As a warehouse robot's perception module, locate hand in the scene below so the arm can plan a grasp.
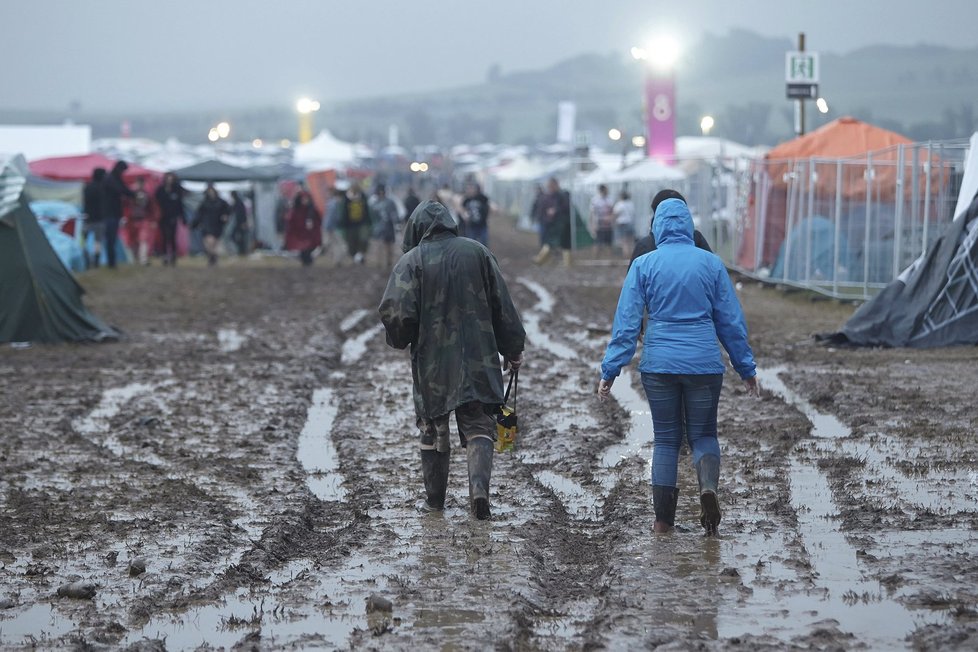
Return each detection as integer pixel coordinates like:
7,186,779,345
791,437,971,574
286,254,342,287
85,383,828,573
597,378,613,400
743,376,760,397
505,353,523,371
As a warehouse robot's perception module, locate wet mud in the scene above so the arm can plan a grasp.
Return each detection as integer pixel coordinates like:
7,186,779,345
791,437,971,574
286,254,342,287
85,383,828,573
1,223,976,650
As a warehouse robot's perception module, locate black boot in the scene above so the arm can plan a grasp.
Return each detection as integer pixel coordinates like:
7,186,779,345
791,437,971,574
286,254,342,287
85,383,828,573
420,450,450,511
696,454,722,536
652,485,679,532
467,438,494,520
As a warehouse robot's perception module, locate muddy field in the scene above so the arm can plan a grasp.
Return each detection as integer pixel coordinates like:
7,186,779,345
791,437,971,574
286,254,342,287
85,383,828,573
1,219,977,651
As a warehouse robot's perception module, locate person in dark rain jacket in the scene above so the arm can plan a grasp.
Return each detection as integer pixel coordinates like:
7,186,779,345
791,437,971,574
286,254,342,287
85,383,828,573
193,184,231,266
101,161,135,269
82,167,106,268
155,172,186,266
378,201,525,520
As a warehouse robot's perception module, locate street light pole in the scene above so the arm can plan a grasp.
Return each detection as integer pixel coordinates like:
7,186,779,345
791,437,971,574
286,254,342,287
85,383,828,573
296,98,321,144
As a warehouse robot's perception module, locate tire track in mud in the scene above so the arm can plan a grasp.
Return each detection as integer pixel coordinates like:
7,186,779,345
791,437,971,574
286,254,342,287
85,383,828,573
256,304,574,648
744,367,961,647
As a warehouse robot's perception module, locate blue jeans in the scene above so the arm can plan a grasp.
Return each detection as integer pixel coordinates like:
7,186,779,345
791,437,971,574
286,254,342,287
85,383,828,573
641,372,723,487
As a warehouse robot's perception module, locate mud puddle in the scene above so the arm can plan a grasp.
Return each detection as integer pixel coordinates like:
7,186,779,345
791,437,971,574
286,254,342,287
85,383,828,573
216,328,247,352
296,388,347,502
122,554,391,649
0,603,76,647
600,367,653,473
535,471,602,521
516,277,576,359
341,324,384,365
339,309,371,333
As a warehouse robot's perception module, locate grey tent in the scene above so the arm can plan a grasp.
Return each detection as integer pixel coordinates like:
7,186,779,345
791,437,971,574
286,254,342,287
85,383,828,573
0,155,118,344
173,159,282,249
172,159,280,183
821,134,978,348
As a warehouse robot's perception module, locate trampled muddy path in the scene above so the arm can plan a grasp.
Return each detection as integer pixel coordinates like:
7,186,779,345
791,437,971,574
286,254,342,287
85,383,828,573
1,220,977,650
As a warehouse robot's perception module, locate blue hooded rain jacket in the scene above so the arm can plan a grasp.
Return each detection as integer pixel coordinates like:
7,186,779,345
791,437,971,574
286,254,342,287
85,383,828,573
601,198,756,381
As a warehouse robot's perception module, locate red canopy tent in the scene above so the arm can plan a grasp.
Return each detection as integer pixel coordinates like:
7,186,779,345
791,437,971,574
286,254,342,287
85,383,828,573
28,153,160,183
28,153,186,258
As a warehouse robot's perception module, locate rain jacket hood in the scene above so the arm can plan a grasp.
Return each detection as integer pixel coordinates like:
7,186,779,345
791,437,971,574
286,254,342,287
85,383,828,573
651,198,694,246
601,197,756,381
402,200,458,253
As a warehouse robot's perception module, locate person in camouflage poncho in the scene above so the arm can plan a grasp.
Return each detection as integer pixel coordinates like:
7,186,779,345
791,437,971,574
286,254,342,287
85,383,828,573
379,200,525,519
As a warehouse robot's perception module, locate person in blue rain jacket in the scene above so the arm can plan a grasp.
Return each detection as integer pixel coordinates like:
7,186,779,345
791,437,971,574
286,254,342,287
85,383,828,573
598,197,759,536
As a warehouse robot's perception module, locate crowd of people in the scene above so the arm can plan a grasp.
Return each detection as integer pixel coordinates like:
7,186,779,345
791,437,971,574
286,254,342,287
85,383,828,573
80,163,254,269
274,177,497,268
80,160,759,533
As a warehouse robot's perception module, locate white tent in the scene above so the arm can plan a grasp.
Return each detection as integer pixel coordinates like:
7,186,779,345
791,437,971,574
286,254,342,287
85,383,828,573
293,130,358,170
675,136,767,161
0,125,91,160
490,156,574,182
584,157,685,185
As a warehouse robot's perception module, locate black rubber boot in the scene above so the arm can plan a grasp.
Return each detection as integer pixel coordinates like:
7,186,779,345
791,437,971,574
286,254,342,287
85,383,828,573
420,450,450,511
652,485,679,533
466,438,494,520
696,454,722,536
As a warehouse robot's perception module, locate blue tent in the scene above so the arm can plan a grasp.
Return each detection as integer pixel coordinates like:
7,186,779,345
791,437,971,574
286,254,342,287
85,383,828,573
30,201,86,272
772,215,850,283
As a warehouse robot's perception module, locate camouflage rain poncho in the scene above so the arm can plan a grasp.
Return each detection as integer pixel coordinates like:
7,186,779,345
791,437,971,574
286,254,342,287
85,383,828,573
378,201,525,420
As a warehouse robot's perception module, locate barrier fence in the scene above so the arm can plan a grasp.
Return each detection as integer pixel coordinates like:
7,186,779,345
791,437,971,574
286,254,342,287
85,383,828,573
487,138,971,299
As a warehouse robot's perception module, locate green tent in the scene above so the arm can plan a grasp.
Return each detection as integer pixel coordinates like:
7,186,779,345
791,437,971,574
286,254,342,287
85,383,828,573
0,156,118,344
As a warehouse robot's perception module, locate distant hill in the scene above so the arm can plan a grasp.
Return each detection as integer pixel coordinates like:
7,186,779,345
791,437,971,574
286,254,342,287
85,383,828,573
322,28,977,147
3,29,975,148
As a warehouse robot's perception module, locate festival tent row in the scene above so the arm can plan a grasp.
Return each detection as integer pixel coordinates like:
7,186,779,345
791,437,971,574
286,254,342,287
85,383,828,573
821,132,978,348
0,155,118,344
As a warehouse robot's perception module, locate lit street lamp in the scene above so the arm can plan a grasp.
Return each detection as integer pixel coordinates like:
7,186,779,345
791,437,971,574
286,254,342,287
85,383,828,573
608,128,622,141
216,121,231,139
816,97,829,114
700,115,715,136
296,97,321,144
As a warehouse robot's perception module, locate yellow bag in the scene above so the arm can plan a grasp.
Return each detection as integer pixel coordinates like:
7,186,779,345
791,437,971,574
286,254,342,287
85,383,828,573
495,370,518,453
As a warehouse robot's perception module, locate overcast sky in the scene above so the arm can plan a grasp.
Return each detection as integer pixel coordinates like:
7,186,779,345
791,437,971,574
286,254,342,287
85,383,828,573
2,0,975,113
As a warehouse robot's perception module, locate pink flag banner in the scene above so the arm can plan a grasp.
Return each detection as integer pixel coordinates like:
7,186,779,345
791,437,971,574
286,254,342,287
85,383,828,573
644,74,676,163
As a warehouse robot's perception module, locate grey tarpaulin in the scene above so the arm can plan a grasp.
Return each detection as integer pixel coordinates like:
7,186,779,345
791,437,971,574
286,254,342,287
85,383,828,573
819,189,978,348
